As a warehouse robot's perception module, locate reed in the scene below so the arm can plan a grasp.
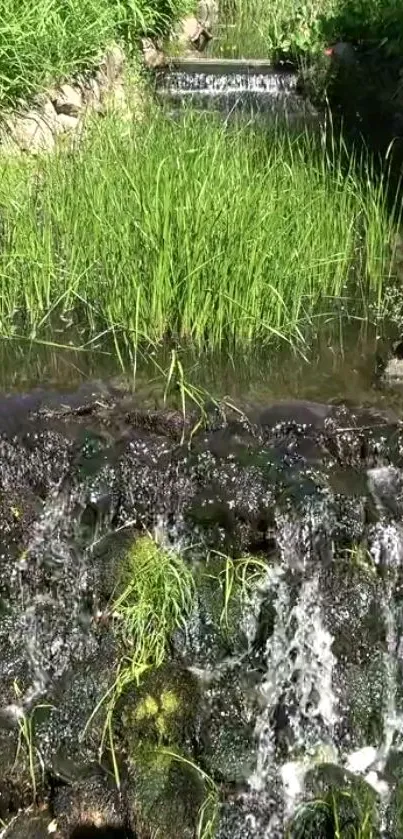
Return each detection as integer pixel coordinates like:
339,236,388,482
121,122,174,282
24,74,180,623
0,110,396,358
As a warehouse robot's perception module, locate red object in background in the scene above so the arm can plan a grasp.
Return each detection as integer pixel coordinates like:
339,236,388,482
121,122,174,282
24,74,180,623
324,46,334,55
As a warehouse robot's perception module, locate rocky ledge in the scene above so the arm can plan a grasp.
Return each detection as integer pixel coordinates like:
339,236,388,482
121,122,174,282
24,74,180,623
0,388,401,836
0,45,132,154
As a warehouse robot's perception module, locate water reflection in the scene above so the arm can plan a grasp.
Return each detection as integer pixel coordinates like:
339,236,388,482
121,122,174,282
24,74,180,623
0,322,401,417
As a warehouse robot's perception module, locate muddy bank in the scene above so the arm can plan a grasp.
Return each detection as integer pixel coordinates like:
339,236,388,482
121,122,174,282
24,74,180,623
0,389,403,836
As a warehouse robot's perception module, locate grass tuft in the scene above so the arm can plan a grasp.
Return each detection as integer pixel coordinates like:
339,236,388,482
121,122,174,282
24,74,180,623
0,110,396,357
113,534,195,678
84,534,195,785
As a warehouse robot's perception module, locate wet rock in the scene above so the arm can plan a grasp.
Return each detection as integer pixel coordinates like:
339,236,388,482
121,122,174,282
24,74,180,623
255,400,333,429
173,564,253,669
36,627,118,777
2,811,54,838
0,728,34,820
300,762,379,835
200,670,256,784
127,745,204,839
384,752,403,835
53,774,126,837
0,395,402,837
216,791,281,839
121,663,201,754
121,664,204,839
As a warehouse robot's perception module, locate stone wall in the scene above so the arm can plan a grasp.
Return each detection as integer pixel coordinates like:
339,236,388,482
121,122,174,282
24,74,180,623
0,45,131,154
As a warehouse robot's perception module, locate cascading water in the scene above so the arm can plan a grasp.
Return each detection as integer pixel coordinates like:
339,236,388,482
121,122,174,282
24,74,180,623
209,461,403,838
2,395,403,836
156,63,317,121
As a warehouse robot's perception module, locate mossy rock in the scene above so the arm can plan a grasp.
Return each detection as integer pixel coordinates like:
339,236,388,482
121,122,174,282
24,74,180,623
121,662,200,752
0,728,44,820
127,744,205,839
384,752,403,834
386,778,403,836
294,762,379,837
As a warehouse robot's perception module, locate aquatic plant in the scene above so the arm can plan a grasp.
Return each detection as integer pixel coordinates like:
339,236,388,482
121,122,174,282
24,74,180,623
345,542,377,577
85,534,195,785
12,681,52,803
205,550,268,630
290,786,378,838
0,110,396,358
113,534,195,673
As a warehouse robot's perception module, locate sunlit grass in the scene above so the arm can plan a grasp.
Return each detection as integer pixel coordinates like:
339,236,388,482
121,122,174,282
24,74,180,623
0,0,191,105
0,110,396,359
211,0,403,60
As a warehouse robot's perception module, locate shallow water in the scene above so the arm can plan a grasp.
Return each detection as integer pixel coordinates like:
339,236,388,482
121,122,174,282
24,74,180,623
0,323,400,416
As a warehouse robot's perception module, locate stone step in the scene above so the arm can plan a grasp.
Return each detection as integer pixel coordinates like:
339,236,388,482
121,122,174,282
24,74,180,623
166,56,295,76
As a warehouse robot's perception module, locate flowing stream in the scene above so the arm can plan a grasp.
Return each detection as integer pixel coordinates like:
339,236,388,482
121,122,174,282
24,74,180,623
156,60,317,121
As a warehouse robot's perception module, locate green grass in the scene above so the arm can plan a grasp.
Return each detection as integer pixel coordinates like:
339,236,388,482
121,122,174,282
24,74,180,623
113,535,195,678
85,534,195,783
0,110,396,359
0,0,190,106
290,788,378,838
212,0,403,59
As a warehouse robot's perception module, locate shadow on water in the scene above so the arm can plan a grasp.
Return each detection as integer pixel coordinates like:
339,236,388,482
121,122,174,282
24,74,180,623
316,49,403,214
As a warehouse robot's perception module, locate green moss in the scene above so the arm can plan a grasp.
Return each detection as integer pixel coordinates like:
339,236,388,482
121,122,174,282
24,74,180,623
134,694,159,720
122,663,200,753
128,744,205,839
160,689,180,714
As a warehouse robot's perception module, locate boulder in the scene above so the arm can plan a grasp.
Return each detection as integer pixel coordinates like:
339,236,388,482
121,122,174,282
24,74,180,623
177,16,212,52
198,0,219,30
55,113,80,133
103,45,125,82
141,38,167,69
52,84,83,117
2,812,54,838
53,774,125,837
6,111,55,152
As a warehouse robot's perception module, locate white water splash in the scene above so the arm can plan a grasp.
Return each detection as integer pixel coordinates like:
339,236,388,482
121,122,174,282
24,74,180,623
248,569,337,823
